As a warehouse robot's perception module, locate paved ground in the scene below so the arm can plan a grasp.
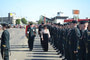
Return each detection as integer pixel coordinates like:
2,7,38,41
0,28,62,60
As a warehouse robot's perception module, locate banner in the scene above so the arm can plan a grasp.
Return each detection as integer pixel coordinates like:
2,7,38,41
73,10,79,14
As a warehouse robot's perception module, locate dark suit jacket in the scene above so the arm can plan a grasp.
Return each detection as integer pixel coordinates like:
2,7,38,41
1,30,10,50
70,27,80,51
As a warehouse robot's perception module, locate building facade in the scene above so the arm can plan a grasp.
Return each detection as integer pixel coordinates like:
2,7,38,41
42,12,68,24
50,16,68,24
0,17,13,24
42,16,68,24
0,13,22,25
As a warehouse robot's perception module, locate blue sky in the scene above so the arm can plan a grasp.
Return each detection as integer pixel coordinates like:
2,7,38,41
0,0,90,21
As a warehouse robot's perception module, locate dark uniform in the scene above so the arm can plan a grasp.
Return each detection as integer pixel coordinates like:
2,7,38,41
49,25,54,46
38,23,44,46
60,27,65,57
1,24,10,60
78,30,88,60
69,21,80,60
87,21,90,60
64,27,69,59
78,21,89,60
87,31,90,60
28,25,36,51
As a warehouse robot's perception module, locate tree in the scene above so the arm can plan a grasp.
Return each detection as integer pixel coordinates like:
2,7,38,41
38,19,43,24
38,15,43,24
16,19,20,24
21,18,27,24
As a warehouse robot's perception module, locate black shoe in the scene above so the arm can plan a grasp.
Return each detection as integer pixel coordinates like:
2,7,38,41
57,52,60,55
29,49,32,51
59,54,62,58
44,50,48,52
54,48,57,50
59,56,62,58
56,50,59,52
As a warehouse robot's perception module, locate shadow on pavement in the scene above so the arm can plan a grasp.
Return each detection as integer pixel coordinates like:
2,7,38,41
25,59,57,60
27,56,59,58
10,45,28,48
27,53,57,55
10,49,29,52
10,45,42,49
10,45,43,52
33,45,42,48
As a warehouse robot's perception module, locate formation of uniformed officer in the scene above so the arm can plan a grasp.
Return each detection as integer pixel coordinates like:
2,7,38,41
0,23,10,60
45,20,90,60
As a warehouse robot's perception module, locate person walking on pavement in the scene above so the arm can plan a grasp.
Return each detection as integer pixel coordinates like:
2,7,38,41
28,23,36,51
27,23,31,50
38,22,44,47
41,25,50,52
0,23,10,60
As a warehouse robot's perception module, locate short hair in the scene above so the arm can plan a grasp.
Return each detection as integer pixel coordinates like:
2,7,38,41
44,25,47,28
41,22,44,24
80,21,88,24
2,24,8,28
72,20,78,23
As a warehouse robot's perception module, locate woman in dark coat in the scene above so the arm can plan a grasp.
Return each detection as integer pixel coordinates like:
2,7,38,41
41,25,50,52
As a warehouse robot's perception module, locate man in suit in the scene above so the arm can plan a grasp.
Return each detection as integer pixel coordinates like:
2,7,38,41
0,23,10,60
38,22,44,46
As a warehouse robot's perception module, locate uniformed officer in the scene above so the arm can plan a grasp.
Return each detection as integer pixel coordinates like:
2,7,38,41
28,23,36,51
87,20,90,60
63,23,70,60
69,20,80,60
49,23,55,46
65,22,72,60
78,21,88,60
0,23,10,60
